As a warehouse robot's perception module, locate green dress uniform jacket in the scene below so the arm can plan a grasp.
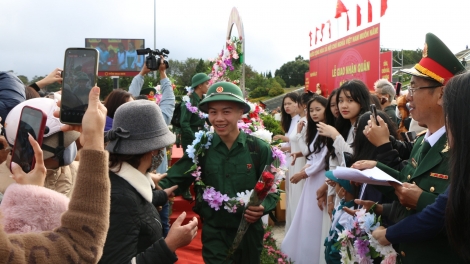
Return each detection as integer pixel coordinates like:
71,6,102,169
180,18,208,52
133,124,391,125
375,133,461,263
160,132,279,264
179,93,207,151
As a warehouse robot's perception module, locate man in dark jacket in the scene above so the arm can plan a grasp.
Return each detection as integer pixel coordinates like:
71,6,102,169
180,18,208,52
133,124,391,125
0,71,26,126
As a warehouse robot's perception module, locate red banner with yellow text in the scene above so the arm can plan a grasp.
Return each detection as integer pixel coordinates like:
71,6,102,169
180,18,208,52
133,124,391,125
307,24,380,96
380,51,392,82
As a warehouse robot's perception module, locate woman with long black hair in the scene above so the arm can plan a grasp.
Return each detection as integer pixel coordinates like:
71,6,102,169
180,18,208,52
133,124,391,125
281,96,329,263
273,92,299,232
317,80,370,217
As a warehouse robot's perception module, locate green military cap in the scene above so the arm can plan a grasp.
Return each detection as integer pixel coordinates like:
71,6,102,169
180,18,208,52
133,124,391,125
75,72,89,81
140,87,156,96
401,33,466,84
191,73,211,88
198,82,251,114
325,171,355,195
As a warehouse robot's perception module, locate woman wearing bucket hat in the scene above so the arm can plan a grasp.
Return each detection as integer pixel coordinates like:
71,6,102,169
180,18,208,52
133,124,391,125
179,72,211,200
160,82,279,263
99,100,198,264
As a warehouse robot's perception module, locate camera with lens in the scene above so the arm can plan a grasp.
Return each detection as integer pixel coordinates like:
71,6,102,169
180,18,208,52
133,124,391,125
136,48,170,71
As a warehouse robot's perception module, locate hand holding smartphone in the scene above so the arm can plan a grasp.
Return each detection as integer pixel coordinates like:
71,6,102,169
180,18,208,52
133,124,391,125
370,104,379,126
60,48,99,124
10,106,47,173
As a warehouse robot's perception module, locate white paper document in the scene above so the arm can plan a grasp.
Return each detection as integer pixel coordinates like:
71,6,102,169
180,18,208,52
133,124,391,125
332,166,403,186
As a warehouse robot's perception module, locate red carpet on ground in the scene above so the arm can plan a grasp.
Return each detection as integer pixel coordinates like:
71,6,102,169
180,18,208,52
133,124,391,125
171,196,204,263
170,146,204,263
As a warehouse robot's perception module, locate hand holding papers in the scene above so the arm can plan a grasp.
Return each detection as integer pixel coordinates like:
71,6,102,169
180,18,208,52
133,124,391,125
331,166,402,186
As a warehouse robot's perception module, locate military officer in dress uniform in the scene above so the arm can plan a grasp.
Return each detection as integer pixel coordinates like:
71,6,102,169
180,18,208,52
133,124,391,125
160,82,279,263
352,33,466,263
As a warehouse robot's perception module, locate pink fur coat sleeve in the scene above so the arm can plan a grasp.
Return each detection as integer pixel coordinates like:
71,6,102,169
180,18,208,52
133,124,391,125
0,183,69,234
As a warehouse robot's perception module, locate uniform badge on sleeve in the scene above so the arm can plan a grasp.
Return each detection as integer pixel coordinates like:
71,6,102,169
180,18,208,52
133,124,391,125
247,164,252,170
430,172,448,180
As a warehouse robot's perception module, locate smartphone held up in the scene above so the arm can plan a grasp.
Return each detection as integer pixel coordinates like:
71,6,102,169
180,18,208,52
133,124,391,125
60,48,99,125
370,104,379,126
10,106,47,173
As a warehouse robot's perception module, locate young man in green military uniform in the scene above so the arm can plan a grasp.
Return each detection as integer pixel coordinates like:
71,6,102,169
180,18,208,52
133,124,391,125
179,72,211,200
352,33,466,264
160,82,279,263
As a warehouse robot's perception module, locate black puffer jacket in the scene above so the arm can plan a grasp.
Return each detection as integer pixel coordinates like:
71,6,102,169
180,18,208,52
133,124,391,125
0,72,25,126
99,172,177,264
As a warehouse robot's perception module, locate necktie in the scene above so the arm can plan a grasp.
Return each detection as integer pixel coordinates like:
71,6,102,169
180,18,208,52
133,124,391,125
419,140,431,162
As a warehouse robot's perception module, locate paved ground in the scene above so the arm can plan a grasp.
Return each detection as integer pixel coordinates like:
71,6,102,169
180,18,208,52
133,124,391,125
271,222,286,248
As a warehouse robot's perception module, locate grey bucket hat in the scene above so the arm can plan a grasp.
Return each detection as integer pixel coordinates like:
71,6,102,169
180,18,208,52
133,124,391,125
105,100,175,154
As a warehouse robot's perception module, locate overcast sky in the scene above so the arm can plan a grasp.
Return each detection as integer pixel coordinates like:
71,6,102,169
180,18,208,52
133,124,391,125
1,0,469,80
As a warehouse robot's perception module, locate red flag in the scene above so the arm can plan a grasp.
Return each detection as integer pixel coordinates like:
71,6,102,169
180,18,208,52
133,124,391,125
368,0,373,22
357,5,362,27
315,27,319,44
346,13,350,31
381,0,388,16
320,23,325,41
327,20,331,38
309,31,312,46
335,0,348,18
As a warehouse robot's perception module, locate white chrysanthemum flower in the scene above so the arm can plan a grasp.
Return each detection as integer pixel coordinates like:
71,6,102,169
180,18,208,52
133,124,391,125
182,95,190,102
250,129,273,143
236,190,253,206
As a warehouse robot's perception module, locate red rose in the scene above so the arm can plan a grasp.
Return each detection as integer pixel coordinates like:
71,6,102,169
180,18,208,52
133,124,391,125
249,112,258,119
254,182,265,193
262,171,275,183
257,190,269,200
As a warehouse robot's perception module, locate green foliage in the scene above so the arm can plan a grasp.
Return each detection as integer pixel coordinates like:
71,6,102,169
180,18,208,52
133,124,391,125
250,87,269,98
268,84,284,97
275,56,309,88
260,114,283,136
247,72,270,91
274,76,286,88
194,59,207,74
267,71,273,79
17,75,28,84
96,77,114,100
166,58,201,87
29,75,61,92
386,49,422,67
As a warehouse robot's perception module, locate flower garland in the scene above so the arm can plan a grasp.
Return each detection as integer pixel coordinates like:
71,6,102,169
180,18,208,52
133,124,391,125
209,37,243,85
182,86,209,119
186,129,286,213
335,208,397,264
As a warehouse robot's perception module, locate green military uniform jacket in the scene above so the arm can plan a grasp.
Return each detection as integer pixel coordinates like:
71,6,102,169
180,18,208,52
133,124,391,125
160,132,279,263
179,92,207,150
376,133,461,263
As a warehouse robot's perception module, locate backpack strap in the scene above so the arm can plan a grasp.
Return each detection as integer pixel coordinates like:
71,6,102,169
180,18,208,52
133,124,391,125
246,134,261,178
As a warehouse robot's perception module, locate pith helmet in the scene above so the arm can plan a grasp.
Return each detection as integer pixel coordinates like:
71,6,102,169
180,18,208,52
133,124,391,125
198,82,250,114
191,73,210,88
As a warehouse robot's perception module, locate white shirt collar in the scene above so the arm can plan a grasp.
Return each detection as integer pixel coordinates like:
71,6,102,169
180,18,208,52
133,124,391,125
424,126,446,147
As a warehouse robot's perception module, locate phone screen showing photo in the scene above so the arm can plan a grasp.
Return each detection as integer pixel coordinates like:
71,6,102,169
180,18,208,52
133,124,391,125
12,107,44,173
61,48,98,124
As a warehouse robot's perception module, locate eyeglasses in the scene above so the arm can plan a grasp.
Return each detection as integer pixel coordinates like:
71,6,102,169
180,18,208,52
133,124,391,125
408,85,442,97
